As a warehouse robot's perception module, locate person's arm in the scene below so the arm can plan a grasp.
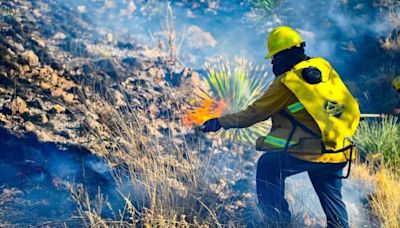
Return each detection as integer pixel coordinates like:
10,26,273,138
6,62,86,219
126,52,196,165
218,78,295,129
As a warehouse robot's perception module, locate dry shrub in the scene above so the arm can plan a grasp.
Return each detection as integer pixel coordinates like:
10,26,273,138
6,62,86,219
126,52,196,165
352,115,400,227
70,88,228,227
380,31,400,52
369,169,400,227
353,163,400,228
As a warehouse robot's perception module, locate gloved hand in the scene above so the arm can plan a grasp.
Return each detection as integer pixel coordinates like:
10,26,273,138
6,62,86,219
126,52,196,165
201,118,222,132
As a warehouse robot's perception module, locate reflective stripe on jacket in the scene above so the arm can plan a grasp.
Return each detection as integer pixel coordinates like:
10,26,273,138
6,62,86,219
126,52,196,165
218,58,358,163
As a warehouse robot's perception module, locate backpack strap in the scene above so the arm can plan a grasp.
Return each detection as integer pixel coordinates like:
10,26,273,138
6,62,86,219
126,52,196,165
280,110,355,179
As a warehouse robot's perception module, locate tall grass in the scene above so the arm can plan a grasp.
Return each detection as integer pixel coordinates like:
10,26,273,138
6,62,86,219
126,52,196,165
369,169,400,228
71,89,234,227
353,116,400,227
355,116,400,168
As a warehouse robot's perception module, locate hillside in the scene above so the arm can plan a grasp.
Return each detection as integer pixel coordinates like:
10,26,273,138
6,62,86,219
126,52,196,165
0,0,399,227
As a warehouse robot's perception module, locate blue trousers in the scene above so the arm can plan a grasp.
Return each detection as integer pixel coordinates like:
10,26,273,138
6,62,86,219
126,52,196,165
256,152,349,228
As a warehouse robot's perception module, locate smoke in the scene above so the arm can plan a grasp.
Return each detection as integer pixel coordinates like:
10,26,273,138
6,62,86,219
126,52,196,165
56,0,399,112
286,172,375,227
0,128,115,225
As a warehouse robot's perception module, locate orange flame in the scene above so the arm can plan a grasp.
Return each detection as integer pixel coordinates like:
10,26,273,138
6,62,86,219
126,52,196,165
183,98,227,126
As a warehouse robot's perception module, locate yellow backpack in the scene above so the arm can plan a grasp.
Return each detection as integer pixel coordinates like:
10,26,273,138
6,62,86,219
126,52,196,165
281,57,360,154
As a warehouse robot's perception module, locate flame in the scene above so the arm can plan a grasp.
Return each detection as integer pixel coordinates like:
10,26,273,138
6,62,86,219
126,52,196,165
183,98,227,126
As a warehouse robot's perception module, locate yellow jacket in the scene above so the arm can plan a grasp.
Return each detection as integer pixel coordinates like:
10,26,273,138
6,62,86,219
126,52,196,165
219,58,357,163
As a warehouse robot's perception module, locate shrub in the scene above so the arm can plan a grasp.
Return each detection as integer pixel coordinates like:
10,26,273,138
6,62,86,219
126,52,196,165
354,116,400,168
184,57,273,144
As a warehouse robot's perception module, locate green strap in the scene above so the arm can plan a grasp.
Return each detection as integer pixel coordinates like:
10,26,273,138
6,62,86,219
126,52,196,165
287,101,305,113
264,135,298,148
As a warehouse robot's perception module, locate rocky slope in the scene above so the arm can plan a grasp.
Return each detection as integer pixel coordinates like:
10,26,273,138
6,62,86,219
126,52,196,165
0,1,262,226
0,0,201,153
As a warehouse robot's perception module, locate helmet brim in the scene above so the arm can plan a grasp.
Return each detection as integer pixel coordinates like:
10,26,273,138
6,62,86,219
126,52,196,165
264,42,305,60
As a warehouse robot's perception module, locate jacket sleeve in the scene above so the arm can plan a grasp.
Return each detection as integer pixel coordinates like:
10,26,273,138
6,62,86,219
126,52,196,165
218,78,296,129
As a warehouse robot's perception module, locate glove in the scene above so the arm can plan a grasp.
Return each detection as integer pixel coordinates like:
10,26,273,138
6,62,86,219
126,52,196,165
201,118,222,132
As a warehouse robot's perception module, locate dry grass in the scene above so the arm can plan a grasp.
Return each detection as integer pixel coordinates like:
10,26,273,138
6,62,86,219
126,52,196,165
70,88,231,227
351,163,400,228
369,168,400,227
380,32,400,52
353,116,400,227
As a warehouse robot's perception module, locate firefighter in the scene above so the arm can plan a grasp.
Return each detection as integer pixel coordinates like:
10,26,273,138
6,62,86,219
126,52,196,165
201,26,360,227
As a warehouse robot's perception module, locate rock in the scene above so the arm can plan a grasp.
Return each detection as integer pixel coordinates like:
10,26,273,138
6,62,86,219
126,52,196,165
185,25,217,49
122,57,153,70
58,78,75,90
147,67,157,77
62,92,74,103
11,96,27,114
116,41,135,50
0,113,9,124
53,32,66,40
25,121,35,131
52,104,66,113
94,59,118,79
51,88,63,97
40,82,52,90
31,34,46,48
43,65,54,74
6,38,25,52
59,39,89,57
50,73,58,85
21,65,30,73
21,50,39,66
39,67,50,79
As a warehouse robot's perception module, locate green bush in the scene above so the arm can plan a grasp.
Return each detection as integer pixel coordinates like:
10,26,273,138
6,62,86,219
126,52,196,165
355,116,400,168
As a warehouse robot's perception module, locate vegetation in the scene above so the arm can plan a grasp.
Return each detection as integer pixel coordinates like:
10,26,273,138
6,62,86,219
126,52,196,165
251,0,281,13
369,169,400,227
71,92,235,227
353,116,400,227
355,116,400,169
184,58,272,144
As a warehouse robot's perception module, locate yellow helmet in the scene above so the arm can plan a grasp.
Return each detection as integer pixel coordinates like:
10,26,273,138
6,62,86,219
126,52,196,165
393,76,400,91
265,26,304,59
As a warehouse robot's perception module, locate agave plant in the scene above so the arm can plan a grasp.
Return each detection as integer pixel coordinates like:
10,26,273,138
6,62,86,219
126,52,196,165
184,57,273,144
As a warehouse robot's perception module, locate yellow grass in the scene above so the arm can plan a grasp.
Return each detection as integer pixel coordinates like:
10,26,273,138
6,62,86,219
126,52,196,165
69,88,229,227
370,169,400,227
352,163,400,227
